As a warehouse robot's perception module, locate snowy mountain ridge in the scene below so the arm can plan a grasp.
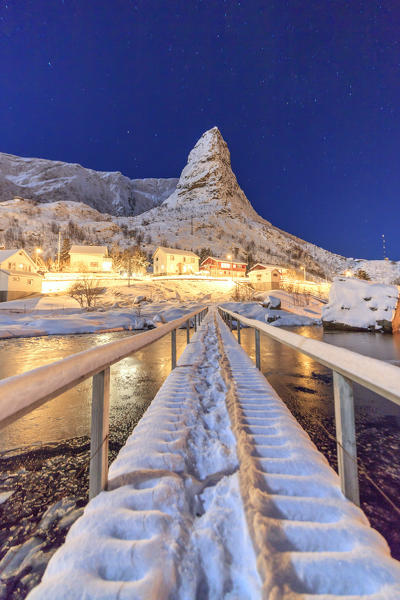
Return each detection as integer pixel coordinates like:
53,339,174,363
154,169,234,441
0,152,178,216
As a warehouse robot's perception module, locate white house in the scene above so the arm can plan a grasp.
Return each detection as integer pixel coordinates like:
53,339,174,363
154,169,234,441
248,263,283,290
153,247,199,275
0,249,42,302
69,246,112,273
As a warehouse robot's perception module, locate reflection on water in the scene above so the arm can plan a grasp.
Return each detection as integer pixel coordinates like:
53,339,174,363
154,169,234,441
0,330,188,450
238,326,400,420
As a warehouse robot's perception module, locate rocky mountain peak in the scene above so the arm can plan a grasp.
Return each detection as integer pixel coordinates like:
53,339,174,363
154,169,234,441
164,127,259,219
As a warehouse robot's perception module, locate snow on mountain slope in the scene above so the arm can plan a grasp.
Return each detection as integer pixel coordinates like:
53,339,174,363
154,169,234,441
121,127,349,278
1,129,399,282
0,152,177,216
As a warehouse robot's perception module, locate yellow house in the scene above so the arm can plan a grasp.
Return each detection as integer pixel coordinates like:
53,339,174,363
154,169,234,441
248,263,283,290
0,249,42,301
69,245,112,272
153,247,199,275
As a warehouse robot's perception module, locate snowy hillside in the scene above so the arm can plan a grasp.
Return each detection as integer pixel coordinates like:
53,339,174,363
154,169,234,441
0,152,177,216
119,127,350,279
1,128,399,281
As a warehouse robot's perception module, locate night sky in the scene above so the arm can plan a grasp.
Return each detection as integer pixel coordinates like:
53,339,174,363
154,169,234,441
1,1,399,259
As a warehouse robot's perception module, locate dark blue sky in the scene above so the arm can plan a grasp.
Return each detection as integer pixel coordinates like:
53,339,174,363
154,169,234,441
1,1,399,259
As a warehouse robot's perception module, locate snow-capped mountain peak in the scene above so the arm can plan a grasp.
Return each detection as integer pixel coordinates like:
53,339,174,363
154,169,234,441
164,127,259,219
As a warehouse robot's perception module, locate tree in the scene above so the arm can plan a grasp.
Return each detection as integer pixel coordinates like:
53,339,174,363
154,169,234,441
355,269,371,281
60,238,71,271
68,276,103,308
198,247,213,264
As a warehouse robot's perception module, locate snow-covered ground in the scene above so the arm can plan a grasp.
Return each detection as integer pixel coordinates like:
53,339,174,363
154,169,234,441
220,298,321,327
28,309,400,599
0,278,324,338
322,277,399,332
0,279,235,338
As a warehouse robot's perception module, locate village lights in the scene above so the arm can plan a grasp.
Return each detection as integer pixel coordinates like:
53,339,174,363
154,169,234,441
35,247,42,265
226,254,232,260
345,270,352,277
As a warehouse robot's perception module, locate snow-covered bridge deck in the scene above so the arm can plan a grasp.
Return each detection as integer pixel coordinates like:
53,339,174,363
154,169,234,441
28,309,400,599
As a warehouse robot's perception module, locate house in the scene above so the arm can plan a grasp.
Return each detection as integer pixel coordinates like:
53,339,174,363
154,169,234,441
69,246,112,272
0,249,42,301
153,247,199,275
200,256,247,278
248,263,282,290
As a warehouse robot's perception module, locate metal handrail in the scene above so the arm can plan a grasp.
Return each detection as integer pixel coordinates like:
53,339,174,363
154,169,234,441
218,306,400,506
0,306,208,497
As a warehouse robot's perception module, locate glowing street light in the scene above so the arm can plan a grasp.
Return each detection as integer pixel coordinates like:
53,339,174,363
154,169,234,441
344,270,352,277
226,254,232,260
35,247,42,265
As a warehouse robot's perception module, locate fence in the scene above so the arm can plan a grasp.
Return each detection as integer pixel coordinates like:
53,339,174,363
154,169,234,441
218,306,400,506
0,307,208,499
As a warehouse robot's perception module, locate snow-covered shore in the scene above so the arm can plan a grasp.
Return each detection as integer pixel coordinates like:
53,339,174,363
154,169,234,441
322,277,400,332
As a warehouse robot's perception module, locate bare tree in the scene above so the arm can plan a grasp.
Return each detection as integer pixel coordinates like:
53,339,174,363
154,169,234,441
68,276,103,308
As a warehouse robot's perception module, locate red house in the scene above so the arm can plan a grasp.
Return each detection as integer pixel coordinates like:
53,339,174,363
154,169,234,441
200,256,247,278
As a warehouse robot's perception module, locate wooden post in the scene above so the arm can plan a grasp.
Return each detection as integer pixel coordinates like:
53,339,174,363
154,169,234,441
237,319,241,345
171,329,177,369
333,371,360,506
255,329,261,370
89,367,110,500
186,319,190,343
229,314,232,330
194,314,197,332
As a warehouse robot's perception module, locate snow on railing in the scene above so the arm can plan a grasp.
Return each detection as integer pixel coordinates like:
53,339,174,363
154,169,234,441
218,306,400,506
0,307,208,498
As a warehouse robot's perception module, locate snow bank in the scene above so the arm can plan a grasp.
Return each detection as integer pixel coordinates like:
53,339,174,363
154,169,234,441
0,299,204,338
220,301,320,327
322,277,399,332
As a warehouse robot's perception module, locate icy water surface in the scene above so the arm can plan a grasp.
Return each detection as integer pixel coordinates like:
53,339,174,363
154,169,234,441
0,329,188,450
238,326,400,560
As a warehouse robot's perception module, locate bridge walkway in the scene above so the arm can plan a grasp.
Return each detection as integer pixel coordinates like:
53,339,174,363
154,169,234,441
28,308,400,599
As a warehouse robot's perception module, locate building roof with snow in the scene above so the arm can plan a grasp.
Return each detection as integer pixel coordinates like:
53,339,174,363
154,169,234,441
153,247,199,258
201,256,247,266
69,245,108,256
248,263,283,272
0,248,38,270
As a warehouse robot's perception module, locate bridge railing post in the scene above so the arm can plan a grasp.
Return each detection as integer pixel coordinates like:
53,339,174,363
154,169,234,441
171,329,177,369
194,314,197,332
186,319,190,343
237,319,241,344
255,328,261,370
333,371,360,506
89,367,110,500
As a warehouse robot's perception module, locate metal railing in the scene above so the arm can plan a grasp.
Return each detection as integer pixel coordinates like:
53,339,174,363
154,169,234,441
218,306,400,506
0,307,208,499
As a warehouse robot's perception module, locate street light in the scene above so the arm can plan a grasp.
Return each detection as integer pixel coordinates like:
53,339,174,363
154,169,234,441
35,247,42,266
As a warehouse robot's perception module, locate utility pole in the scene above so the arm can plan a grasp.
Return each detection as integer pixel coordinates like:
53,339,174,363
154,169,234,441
382,234,387,260
57,231,61,271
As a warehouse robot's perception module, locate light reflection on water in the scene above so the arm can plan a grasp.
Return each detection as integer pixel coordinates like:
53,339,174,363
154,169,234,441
0,330,188,450
237,326,400,420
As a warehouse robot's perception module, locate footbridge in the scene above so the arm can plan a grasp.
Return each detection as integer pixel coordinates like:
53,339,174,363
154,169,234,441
1,307,400,598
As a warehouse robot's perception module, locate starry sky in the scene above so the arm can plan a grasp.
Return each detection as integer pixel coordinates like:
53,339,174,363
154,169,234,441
1,1,399,259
